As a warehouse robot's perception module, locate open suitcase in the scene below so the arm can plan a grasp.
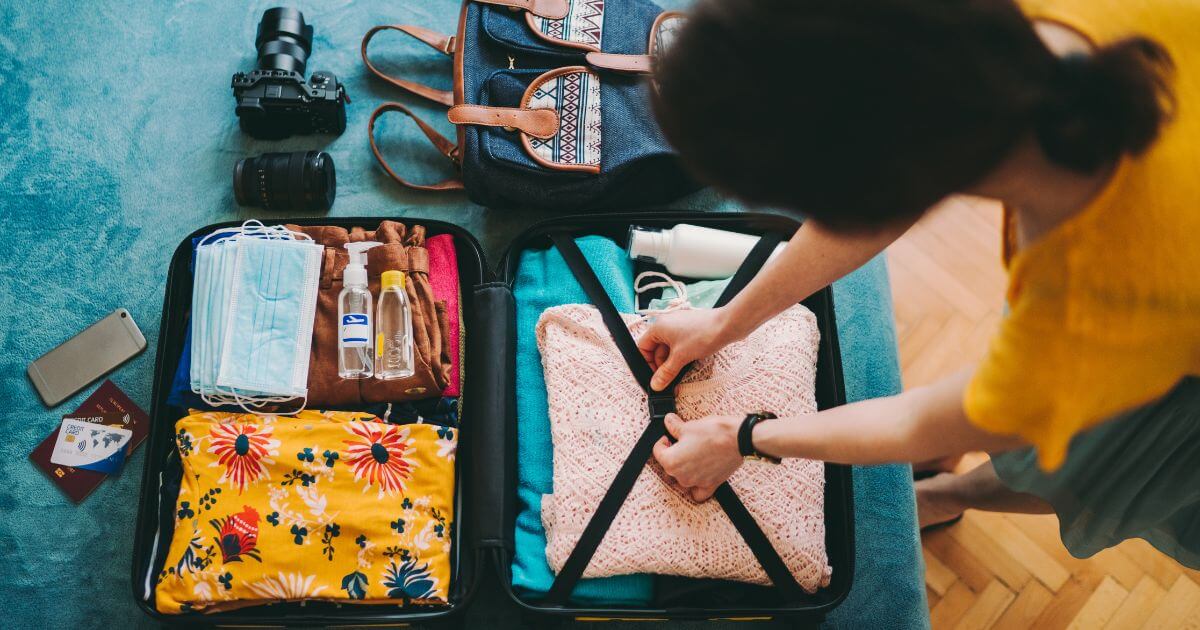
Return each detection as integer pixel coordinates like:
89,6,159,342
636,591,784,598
130,210,854,626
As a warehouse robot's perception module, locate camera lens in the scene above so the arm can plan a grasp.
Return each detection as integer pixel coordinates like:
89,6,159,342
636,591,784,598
234,151,336,212
254,7,313,75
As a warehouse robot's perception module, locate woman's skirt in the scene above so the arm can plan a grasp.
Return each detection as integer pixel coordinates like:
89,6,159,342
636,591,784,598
991,377,1200,569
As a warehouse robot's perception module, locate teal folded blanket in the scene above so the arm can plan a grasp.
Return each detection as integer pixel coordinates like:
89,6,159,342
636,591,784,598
512,236,655,605
826,256,927,630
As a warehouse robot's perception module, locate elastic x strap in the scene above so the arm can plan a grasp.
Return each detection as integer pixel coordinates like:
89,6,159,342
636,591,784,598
544,230,804,606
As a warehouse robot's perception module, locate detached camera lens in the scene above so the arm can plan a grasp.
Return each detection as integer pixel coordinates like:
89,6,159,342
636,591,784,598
255,7,313,75
234,151,336,212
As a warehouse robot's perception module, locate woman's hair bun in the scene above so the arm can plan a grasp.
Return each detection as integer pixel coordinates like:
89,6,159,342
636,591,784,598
1034,37,1174,172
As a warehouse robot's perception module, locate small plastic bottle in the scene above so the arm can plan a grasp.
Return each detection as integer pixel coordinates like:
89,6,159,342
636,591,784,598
627,224,787,279
338,242,381,379
375,270,415,380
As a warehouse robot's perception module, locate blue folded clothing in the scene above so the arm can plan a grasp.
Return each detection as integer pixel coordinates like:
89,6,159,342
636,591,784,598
511,236,655,605
166,326,204,409
166,235,206,409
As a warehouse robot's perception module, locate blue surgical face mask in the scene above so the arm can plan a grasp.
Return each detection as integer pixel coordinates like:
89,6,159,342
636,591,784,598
189,241,213,394
190,230,240,396
216,236,322,404
190,223,320,412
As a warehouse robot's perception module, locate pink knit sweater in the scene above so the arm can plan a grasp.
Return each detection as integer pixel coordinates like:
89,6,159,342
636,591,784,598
537,304,831,591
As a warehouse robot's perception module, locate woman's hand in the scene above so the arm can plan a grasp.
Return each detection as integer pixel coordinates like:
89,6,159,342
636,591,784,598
653,413,744,501
636,220,915,391
638,307,737,391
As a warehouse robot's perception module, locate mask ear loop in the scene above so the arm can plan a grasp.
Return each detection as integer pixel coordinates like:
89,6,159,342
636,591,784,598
204,384,307,416
239,220,296,241
197,226,244,248
229,388,308,416
634,271,691,315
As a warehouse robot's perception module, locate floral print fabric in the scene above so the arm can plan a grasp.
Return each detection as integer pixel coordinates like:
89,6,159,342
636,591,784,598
156,410,456,614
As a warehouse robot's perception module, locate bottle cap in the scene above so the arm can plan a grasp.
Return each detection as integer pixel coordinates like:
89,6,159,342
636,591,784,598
382,270,405,290
343,241,382,287
627,225,667,263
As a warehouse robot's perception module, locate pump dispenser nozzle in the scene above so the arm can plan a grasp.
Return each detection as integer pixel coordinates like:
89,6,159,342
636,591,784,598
344,241,382,287
338,241,382,379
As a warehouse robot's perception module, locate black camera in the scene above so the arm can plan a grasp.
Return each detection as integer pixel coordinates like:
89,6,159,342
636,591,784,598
231,8,348,140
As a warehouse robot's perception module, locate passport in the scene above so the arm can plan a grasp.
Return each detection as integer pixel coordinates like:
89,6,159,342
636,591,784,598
30,380,150,502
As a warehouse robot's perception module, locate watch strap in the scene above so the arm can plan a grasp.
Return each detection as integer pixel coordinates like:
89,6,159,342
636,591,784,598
737,412,779,461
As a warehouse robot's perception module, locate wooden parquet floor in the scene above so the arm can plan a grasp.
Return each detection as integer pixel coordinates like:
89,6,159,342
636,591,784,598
887,196,1200,629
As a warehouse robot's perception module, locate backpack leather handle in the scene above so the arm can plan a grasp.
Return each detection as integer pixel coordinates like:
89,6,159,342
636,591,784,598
585,52,653,74
362,25,456,107
474,0,570,20
368,102,465,192
448,105,559,139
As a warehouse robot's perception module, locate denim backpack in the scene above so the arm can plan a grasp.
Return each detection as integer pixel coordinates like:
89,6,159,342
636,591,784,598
362,0,698,211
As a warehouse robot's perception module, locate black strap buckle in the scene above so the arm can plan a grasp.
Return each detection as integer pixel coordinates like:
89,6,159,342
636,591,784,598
647,394,677,421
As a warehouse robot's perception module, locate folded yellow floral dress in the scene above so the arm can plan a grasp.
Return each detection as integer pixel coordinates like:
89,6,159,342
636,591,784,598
155,410,457,614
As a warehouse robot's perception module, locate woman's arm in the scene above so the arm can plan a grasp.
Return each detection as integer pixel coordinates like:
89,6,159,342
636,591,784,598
755,370,1025,464
653,369,1027,501
718,218,915,342
639,217,914,390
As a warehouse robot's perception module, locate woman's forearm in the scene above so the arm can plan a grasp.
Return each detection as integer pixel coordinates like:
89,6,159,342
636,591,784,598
716,218,914,342
754,371,1026,465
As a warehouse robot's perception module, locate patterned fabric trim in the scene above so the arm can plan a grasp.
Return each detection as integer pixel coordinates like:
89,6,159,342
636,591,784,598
527,0,605,52
523,68,602,172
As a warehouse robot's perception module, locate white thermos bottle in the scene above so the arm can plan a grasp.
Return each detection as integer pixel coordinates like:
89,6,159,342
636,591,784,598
627,224,786,279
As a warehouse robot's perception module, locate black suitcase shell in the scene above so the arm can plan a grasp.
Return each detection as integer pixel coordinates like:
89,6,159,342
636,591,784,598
131,211,853,626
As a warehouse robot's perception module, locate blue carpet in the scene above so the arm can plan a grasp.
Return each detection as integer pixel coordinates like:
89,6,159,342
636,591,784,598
0,0,925,627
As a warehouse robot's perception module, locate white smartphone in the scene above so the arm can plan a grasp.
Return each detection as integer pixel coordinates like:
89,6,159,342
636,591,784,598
27,308,147,407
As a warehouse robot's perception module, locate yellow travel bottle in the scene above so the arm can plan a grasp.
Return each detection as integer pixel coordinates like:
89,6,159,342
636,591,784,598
375,270,415,380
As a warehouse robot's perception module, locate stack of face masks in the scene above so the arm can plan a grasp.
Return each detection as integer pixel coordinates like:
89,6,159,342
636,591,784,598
189,221,322,412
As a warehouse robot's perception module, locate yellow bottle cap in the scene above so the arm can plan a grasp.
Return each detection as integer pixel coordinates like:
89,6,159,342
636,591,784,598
381,270,405,290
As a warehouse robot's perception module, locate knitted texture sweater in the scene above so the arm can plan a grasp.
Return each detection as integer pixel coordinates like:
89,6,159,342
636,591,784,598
537,303,831,590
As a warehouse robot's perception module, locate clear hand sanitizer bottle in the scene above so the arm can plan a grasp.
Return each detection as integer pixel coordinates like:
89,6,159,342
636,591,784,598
375,270,415,380
338,241,381,379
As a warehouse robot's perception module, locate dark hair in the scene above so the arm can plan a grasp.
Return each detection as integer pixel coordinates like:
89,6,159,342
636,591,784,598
652,0,1174,231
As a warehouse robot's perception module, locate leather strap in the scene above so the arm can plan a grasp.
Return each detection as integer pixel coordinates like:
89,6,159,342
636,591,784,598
362,25,456,107
585,52,653,74
447,104,559,139
543,230,806,606
475,0,570,20
368,102,465,192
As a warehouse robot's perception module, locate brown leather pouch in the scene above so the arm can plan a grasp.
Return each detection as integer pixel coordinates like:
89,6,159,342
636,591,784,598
287,221,452,407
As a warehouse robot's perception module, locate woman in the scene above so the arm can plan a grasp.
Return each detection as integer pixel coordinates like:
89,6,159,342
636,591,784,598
644,0,1199,567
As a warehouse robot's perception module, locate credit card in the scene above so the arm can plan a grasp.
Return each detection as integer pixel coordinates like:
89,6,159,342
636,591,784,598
30,380,150,502
50,416,133,474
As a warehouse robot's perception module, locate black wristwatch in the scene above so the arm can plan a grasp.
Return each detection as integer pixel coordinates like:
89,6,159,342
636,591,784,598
737,411,781,464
